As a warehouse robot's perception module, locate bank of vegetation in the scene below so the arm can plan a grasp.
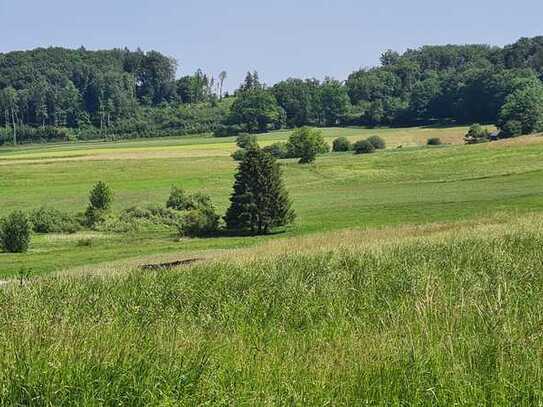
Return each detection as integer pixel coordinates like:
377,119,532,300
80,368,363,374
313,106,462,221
1,36,543,144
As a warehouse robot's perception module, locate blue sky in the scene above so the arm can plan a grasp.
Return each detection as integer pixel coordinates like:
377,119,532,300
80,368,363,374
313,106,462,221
1,0,541,90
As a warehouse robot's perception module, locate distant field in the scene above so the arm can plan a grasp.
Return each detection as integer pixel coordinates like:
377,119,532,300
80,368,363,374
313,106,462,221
1,125,542,277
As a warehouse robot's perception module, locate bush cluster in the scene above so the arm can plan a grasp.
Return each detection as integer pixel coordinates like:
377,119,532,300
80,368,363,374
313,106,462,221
30,207,80,234
352,135,386,155
353,139,376,154
262,142,289,159
427,137,442,146
464,124,490,144
0,211,32,253
166,187,220,237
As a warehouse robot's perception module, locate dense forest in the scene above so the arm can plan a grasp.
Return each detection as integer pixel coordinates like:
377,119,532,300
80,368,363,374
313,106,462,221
1,36,543,144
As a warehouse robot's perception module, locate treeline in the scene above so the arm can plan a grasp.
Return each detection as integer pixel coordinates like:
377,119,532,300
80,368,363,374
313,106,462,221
1,36,543,144
221,37,543,136
0,47,228,143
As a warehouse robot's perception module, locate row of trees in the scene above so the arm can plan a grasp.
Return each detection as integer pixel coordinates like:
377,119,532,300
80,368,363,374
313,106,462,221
2,36,543,144
0,47,229,143
219,37,543,136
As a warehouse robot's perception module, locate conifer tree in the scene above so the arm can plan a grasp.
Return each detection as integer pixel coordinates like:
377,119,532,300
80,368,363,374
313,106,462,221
225,147,295,234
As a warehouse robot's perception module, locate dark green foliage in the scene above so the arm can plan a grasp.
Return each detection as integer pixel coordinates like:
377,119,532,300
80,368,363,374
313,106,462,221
30,207,80,234
0,211,32,253
500,120,523,138
213,124,242,137
231,149,247,161
272,79,321,127
498,83,543,135
166,187,213,212
225,148,295,234
427,137,443,145
236,133,258,149
464,124,490,144
262,142,288,159
319,78,351,126
166,187,191,211
85,182,112,227
4,38,543,145
353,139,376,154
228,89,284,133
178,202,220,238
286,127,329,163
332,137,352,152
89,181,113,211
367,135,386,149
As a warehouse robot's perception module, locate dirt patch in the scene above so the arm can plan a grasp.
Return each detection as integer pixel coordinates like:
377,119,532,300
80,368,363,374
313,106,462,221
140,258,203,271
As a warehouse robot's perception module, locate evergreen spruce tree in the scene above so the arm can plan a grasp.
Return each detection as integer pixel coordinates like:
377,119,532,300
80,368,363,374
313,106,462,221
225,147,295,234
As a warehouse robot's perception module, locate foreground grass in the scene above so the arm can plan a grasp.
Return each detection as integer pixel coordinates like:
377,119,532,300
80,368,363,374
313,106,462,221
1,216,542,405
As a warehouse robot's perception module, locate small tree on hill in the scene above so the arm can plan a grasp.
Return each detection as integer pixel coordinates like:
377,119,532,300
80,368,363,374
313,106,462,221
85,181,112,227
0,211,32,253
224,147,295,234
89,181,112,210
286,127,329,163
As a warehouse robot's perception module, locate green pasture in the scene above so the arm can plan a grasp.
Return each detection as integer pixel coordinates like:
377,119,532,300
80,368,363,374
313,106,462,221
0,126,541,277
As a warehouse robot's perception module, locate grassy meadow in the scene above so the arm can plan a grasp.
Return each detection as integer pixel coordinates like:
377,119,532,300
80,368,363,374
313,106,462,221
1,215,543,404
2,125,543,404
3,124,543,277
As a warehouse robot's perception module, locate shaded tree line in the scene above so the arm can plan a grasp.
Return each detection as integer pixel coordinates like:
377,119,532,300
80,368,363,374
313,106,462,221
2,36,543,145
0,47,226,144
220,37,543,136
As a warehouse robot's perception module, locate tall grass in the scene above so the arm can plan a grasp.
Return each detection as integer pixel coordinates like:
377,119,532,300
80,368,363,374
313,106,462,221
1,223,543,405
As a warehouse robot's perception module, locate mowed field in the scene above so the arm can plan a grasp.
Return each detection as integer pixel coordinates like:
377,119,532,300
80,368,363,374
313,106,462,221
1,125,543,277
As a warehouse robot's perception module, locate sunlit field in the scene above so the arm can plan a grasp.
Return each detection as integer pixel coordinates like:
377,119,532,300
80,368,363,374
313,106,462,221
1,126,542,277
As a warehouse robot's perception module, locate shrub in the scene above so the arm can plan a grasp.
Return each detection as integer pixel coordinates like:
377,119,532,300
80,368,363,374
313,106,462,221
231,149,247,161
120,206,183,227
213,124,242,137
262,142,288,159
427,137,442,146
0,211,32,253
177,194,220,237
286,127,329,163
353,139,376,154
332,137,352,152
178,208,220,237
367,135,386,149
236,133,257,149
30,207,80,234
166,187,192,211
500,120,523,138
84,207,107,228
464,124,490,144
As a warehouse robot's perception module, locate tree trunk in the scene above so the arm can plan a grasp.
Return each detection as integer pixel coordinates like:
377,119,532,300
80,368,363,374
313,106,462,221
10,108,16,145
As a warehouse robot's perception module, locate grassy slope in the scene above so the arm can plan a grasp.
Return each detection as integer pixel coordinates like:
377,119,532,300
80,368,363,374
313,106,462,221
1,216,542,405
1,126,542,277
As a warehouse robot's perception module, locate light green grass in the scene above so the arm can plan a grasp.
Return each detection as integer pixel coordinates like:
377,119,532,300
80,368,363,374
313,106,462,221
1,217,542,405
0,126,540,277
